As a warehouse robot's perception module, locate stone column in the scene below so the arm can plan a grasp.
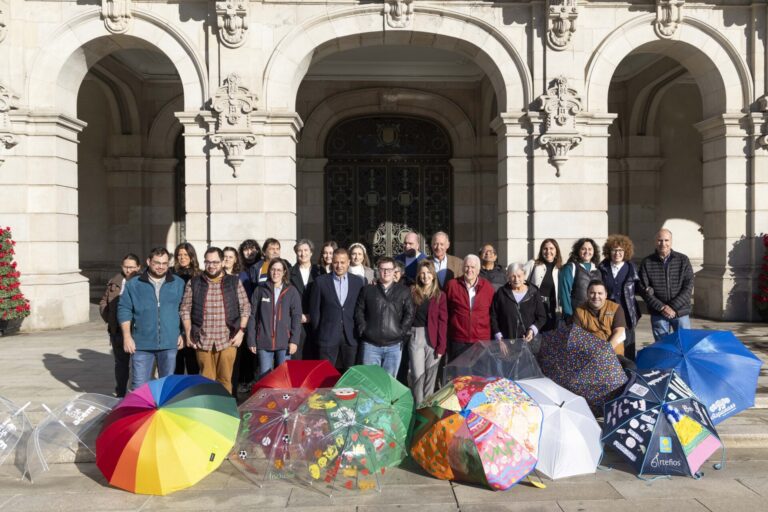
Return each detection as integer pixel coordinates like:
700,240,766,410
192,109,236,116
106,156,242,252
490,113,531,265
296,156,327,247
693,114,751,320
0,112,89,330
176,110,213,251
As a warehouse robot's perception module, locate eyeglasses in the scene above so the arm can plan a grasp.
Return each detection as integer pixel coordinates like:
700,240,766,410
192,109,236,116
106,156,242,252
203,261,221,266
379,268,395,273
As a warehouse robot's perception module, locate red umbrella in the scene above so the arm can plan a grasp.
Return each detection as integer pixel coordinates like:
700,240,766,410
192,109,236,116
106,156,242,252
251,360,340,395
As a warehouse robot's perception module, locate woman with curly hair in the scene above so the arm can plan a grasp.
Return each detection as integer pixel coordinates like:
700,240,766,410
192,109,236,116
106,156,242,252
559,238,601,320
598,234,642,360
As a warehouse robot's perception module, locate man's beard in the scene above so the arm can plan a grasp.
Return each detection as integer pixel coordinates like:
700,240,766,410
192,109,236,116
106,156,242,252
206,269,222,279
404,248,417,258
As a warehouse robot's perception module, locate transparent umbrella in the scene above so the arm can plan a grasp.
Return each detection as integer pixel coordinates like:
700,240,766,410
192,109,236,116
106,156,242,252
25,393,118,482
0,397,32,467
442,339,543,386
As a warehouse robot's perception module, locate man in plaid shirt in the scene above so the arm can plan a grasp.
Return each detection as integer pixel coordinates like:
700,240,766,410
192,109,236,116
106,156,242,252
181,247,251,393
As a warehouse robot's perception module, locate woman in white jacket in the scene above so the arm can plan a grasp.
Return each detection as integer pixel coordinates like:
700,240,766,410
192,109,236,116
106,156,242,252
523,239,562,332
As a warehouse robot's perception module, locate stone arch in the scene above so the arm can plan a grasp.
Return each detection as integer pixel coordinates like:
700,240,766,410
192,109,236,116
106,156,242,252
298,87,476,158
147,94,184,157
87,64,142,135
263,5,531,113
26,9,207,114
585,14,752,117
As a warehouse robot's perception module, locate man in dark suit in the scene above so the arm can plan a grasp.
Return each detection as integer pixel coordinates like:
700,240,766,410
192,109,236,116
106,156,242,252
309,247,365,371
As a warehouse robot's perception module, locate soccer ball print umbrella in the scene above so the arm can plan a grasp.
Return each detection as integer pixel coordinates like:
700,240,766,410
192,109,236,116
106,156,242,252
96,375,240,495
410,376,543,491
229,387,312,484
602,368,722,478
637,329,762,424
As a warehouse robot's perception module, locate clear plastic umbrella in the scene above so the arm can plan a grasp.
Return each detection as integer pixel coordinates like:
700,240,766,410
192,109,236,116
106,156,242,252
0,397,32,466
25,393,118,482
442,338,543,385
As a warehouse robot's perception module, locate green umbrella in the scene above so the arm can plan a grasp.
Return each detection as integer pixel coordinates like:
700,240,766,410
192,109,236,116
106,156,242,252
337,365,415,448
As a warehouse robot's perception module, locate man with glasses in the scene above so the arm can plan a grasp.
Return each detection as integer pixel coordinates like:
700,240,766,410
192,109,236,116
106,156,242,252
180,247,251,393
354,257,414,377
99,253,141,397
118,247,186,390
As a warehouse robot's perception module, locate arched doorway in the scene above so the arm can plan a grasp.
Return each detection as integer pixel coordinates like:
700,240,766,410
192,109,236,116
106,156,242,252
324,115,452,257
76,42,184,296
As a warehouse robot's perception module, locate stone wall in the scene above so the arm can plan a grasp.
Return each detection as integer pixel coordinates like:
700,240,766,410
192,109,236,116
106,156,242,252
0,0,765,327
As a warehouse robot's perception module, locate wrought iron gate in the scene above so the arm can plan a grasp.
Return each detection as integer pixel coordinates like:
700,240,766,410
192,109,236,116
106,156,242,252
325,116,452,257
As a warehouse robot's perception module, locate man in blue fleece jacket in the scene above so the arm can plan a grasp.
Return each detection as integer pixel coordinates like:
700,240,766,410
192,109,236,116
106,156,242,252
118,247,186,390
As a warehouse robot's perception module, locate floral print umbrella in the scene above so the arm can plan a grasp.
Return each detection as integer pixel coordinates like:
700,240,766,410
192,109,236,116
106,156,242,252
410,376,543,491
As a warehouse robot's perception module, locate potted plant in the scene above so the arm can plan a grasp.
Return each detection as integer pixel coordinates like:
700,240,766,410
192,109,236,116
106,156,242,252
755,234,768,323
0,226,30,336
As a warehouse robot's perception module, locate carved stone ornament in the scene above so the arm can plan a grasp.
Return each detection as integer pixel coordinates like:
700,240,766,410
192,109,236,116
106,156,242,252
215,1,249,49
536,76,583,176
546,0,578,51
0,1,8,44
0,84,18,150
210,73,258,176
654,0,684,39
758,96,768,150
101,0,133,34
383,0,414,29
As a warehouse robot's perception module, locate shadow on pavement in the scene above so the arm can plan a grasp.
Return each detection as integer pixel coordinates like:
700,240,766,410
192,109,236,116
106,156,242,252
41,349,114,395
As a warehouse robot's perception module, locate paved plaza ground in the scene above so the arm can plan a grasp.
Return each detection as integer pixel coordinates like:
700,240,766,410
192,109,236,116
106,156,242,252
0,310,765,511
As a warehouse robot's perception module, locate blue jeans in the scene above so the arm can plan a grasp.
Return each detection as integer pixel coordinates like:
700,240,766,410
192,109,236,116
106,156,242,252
131,348,177,390
361,342,402,377
650,314,691,341
257,349,289,381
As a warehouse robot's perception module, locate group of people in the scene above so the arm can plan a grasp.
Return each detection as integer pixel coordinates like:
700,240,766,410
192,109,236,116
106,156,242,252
99,228,694,404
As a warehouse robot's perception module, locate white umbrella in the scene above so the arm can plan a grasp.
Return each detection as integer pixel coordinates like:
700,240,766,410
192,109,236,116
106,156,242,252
518,377,602,480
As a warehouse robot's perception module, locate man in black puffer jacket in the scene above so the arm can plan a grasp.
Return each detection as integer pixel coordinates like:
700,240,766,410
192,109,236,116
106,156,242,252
355,256,415,377
638,229,694,341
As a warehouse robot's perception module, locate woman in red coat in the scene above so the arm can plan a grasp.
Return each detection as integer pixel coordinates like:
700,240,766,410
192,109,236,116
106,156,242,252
444,254,495,361
409,260,448,404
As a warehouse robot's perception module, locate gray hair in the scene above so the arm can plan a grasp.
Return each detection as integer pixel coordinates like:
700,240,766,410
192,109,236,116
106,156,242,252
506,262,526,275
293,238,315,253
463,254,481,268
431,231,450,244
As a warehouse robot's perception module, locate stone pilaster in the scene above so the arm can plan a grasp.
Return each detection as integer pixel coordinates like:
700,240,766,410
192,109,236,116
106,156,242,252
0,111,89,330
693,114,753,320
491,113,531,264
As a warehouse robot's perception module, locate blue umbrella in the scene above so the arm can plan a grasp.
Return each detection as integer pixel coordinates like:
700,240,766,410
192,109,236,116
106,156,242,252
636,329,762,424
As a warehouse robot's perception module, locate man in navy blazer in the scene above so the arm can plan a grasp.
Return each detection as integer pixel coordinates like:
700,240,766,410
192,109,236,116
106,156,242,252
309,247,365,371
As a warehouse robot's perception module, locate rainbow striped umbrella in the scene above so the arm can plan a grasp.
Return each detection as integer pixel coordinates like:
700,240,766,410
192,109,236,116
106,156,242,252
96,375,240,495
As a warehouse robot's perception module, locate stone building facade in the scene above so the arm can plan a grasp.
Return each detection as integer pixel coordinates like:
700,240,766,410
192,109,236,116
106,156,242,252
0,0,766,329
